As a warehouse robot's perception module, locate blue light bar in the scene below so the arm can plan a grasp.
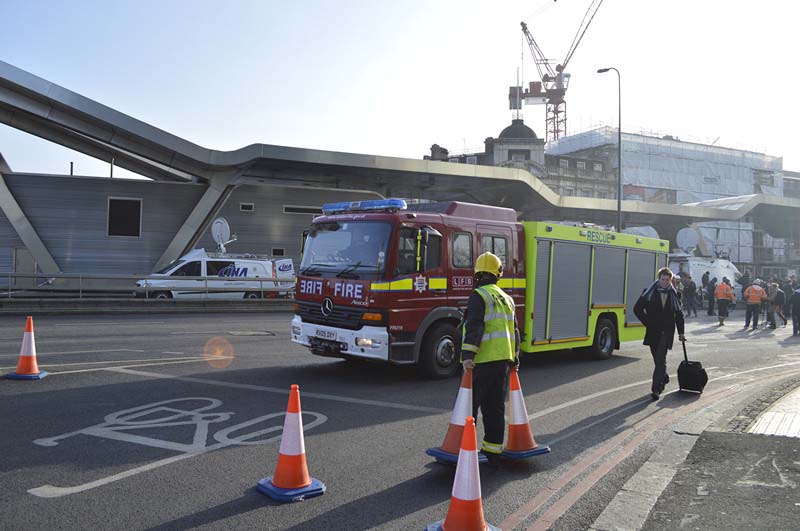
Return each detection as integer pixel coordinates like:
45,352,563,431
321,198,408,215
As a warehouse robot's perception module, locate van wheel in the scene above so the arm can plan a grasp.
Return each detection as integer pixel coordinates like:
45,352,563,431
150,291,172,300
590,317,616,360
418,322,460,379
244,292,261,300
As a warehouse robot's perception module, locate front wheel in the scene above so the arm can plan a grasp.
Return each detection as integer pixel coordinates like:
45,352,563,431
590,317,617,360
418,322,460,379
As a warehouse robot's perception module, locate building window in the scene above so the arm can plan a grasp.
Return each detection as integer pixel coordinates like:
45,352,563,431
453,232,473,269
594,163,602,172
466,156,478,165
559,159,569,169
448,158,461,163
563,188,574,196
107,197,141,237
240,202,255,212
577,161,586,170
271,248,286,257
580,189,592,197
481,235,508,267
597,192,608,199
284,205,323,215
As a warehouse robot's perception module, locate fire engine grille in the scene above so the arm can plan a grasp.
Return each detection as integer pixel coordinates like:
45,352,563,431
297,301,364,330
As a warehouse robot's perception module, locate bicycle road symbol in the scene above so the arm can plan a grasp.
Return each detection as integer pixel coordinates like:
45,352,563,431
29,397,327,498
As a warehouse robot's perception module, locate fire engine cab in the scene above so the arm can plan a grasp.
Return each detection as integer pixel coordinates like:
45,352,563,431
291,199,669,378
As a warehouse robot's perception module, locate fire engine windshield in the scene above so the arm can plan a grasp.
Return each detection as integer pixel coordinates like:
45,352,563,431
300,221,391,279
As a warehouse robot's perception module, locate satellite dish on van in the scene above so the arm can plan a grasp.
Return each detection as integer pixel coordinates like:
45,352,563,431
676,228,700,254
211,218,236,253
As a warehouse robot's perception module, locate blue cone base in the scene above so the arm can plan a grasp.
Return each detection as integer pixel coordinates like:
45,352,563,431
6,371,48,380
502,445,551,460
425,520,500,530
426,447,488,465
257,477,325,503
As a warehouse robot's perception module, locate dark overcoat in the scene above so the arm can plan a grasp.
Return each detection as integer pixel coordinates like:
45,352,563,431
633,291,685,350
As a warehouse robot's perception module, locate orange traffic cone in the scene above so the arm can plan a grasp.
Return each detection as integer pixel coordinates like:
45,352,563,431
257,384,325,502
7,316,47,380
426,416,499,531
502,368,550,459
427,368,487,465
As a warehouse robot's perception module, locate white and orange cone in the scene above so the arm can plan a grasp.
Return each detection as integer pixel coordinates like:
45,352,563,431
427,368,487,465
502,368,550,460
6,316,47,380
257,384,325,502
426,416,500,531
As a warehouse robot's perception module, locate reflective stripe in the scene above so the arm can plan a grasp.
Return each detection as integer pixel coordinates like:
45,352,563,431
371,278,414,291
508,389,529,425
480,440,503,454
482,331,513,342
452,449,482,500
278,412,305,456
461,343,479,353
429,277,447,290
450,387,472,425
486,312,515,321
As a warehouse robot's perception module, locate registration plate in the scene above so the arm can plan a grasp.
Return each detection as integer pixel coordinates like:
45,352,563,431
315,329,337,340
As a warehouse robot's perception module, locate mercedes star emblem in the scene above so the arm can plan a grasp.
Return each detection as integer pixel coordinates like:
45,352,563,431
321,297,334,317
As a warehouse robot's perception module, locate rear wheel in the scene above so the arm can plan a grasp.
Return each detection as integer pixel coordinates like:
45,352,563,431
418,322,460,379
151,291,172,300
244,292,261,300
590,317,617,359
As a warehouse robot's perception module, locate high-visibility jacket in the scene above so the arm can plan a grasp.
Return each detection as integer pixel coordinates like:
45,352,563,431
715,283,735,302
461,283,516,364
744,285,767,305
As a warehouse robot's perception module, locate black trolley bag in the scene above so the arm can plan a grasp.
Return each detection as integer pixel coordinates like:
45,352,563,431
677,340,708,393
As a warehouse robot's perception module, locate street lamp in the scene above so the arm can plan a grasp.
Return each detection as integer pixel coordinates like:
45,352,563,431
597,67,622,232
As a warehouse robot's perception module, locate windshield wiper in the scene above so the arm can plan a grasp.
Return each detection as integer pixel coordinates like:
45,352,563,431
300,265,323,277
336,261,362,279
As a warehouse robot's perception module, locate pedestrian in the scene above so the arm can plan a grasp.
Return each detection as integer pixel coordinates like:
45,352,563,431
790,286,800,336
743,280,768,330
715,277,735,326
769,282,787,328
782,278,793,318
683,274,698,317
738,270,752,291
706,277,717,316
634,267,686,401
459,251,519,465
702,271,710,291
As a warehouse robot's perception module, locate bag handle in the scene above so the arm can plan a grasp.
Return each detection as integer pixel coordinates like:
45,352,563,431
682,339,688,363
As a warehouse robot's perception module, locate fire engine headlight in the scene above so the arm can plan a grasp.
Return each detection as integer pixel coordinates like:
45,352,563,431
292,325,301,336
355,337,372,347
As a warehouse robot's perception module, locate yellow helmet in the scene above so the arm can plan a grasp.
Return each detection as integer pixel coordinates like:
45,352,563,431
475,252,503,278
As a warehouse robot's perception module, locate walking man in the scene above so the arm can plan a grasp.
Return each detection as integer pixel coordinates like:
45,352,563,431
768,282,787,328
683,274,698,317
634,267,686,401
715,277,735,326
460,252,519,464
790,286,800,336
706,277,718,316
744,280,767,330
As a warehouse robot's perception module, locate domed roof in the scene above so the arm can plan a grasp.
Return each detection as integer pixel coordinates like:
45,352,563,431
499,118,537,140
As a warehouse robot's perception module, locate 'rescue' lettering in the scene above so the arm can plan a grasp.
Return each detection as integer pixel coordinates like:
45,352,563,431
334,282,364,300
586,230,611,244
299,279,323,295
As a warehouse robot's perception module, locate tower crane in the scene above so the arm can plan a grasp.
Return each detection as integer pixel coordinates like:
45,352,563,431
509,0,605,142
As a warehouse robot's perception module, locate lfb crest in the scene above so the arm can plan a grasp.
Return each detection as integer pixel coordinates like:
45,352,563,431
414,275,428,293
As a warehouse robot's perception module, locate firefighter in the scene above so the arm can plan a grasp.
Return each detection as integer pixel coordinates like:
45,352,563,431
715,277,735,326
460,252,520,465
743,279,767,330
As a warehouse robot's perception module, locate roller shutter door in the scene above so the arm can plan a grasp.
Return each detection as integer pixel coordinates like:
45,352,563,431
592,246,626,305
549,242,592,340
532,240,551,341
626,251,657,324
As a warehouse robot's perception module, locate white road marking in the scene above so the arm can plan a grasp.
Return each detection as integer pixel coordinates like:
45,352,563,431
51,321,166,327
1,357,207,370
49,358,234,374
161,351,184,355
107,367,448,414
0,348,145,360
29,397,327,498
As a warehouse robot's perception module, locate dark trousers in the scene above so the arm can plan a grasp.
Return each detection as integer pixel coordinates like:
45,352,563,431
793,313,800,336
472,360,509,451
707,296,716,315
717,299,730,318
745,304,760,328
650,333,669,394
685,297,698,316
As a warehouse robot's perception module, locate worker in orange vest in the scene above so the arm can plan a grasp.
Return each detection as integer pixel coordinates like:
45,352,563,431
715,277,735,326
744,280,768,330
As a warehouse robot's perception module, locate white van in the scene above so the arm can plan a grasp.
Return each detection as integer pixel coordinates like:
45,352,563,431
669,254,743,302
137,249,295,300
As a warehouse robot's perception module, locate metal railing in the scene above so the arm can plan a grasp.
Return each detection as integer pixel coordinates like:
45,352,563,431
0,272,296,300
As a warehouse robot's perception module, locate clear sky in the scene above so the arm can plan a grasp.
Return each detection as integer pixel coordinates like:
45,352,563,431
1,0,798,179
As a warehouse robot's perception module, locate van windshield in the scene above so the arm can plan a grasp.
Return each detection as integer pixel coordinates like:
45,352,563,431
300,221,391,279
155,260,185,274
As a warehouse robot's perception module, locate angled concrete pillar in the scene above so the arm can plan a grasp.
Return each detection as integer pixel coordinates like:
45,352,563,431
0,173,61,273
153,172,240,272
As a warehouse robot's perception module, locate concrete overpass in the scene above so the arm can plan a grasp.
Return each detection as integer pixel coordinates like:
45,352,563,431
1,59,798,272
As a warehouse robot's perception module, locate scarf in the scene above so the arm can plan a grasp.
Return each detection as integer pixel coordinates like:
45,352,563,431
641,280,682,312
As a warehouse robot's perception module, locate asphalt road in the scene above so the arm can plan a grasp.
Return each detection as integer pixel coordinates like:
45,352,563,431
1,310,799,530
